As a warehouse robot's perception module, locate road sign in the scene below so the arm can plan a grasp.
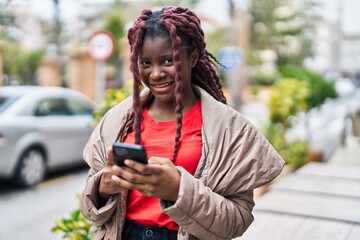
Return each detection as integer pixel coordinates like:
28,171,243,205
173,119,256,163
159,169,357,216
218,46,242,71
87,31,115,61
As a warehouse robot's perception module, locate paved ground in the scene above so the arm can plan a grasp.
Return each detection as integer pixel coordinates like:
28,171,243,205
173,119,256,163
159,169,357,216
235,135,360,240
232,88,360,240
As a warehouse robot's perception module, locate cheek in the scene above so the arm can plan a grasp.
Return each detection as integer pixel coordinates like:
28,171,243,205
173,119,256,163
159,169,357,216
138,69,150,82
169,68,177,78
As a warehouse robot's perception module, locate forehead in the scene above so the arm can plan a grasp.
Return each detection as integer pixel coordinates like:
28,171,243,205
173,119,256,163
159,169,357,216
141,36,172,55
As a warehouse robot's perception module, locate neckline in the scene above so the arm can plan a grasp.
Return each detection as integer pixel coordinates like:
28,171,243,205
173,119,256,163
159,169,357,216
144,100,201,124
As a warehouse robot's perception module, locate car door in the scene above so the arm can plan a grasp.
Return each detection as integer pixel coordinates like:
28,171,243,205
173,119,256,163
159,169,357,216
65,98,94,162
34,97,77,168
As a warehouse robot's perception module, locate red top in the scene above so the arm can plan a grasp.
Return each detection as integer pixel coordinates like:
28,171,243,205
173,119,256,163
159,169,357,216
124,100,202,230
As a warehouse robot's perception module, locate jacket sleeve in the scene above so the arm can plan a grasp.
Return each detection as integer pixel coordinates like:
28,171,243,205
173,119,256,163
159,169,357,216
80,168,119,227
79,110,120,228
161,168,254,240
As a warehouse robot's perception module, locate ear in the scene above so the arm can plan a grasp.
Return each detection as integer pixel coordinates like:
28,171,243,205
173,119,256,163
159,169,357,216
190,48,200,68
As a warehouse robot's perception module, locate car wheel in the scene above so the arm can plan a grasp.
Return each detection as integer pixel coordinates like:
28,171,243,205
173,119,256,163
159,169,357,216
14,148,46,187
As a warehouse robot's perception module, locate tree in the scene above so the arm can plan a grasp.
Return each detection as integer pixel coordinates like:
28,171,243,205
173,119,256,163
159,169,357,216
248,0,318,85
0,0,16,39
249,0,316,67
104,2,126,60
2,41,44,85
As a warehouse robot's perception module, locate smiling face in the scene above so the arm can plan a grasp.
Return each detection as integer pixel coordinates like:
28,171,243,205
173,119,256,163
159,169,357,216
138,36,198,108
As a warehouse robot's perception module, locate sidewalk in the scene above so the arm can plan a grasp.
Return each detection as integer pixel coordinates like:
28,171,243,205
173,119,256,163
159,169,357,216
329,135,360,166
235,134,360,240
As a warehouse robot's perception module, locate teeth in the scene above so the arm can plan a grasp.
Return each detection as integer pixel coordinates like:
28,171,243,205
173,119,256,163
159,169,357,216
154,82,172,88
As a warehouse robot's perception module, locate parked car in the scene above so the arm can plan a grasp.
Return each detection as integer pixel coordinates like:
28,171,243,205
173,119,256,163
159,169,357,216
0,86,97,187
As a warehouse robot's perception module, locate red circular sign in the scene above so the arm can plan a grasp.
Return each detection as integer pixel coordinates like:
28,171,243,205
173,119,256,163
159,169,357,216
87,31,115,61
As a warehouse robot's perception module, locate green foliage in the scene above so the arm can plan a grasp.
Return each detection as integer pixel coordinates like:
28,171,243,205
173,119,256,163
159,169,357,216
52,208,97,240
93,87,132,125
268,78,309,128
265,66,336,166
279,65,337,109
250,85,260,96
287,139,309,166
263,121,309,167
264,77,311,167
252,68,278,86
249,0,316,67
104,12,125,62
263,122,286,155
0,13,15,26
105,14,125,41
2,41,44,84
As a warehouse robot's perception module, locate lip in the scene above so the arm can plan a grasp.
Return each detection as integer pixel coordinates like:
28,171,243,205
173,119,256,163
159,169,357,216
150,81,174,88
149,81,175,94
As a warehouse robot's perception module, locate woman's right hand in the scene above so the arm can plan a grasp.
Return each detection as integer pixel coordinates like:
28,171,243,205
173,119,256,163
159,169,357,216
98,147,127,204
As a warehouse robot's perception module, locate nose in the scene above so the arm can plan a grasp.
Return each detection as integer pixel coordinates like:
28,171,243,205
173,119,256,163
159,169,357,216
150,66,164,81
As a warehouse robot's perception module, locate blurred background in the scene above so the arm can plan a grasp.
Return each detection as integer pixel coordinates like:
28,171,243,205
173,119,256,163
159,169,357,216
0,0,359,239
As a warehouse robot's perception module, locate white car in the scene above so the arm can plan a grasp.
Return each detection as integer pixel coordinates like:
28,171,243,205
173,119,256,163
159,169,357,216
0,86,96,187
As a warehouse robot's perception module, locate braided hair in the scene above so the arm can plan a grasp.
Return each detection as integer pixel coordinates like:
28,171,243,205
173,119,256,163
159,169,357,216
127,6,226,160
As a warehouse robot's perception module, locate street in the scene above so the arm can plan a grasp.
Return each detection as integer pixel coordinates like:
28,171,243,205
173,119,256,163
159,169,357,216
0,167,89,240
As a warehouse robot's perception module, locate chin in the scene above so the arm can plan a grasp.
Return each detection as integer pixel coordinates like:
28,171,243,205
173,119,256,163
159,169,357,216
153,93,176,105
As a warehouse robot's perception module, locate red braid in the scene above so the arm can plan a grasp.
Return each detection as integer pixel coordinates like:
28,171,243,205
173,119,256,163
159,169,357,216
128,10,151,144
161,18,184,160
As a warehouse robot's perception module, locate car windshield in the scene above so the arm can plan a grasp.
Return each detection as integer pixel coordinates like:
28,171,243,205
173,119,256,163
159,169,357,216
0,96,19,113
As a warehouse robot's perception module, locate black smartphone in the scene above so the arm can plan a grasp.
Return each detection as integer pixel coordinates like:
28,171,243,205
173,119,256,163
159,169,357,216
112,142,148,166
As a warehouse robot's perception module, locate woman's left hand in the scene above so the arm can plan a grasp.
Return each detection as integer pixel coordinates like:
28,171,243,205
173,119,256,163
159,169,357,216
111,157,181,202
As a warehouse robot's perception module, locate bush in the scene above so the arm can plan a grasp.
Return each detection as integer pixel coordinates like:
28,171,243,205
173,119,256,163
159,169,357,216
287,139,309,166
279,65,337,109
93,87,131,125
52,207,98,240
264,78,310,167
262,122,310,166
268,78,309,128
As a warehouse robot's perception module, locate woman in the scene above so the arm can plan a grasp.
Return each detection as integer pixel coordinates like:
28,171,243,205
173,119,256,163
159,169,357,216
79,6,285,240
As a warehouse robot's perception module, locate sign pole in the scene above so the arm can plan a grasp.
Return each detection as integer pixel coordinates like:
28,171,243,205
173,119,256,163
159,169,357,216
87,31,115,102
96,61,106,102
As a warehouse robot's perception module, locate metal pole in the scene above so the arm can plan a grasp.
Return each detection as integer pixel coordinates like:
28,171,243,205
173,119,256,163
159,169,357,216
96,61,106,102
227,0,241,110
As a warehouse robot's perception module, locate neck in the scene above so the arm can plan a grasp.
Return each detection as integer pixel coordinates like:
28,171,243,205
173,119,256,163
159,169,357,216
148,90,198,122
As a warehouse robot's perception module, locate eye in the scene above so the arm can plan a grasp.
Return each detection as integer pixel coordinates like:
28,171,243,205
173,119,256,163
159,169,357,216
163,57,173,65
140,59,151,67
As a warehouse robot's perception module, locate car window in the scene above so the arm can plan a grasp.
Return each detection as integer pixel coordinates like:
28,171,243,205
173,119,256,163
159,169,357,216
35,98,71,116
0,96,19,113
67,99,93,116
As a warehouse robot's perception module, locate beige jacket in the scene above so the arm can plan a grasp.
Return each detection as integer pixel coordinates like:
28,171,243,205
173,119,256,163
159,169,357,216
79,86,285,240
